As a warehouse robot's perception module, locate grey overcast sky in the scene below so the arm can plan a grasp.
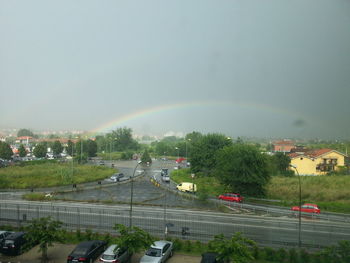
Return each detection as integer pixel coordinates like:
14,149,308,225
1,0,349,139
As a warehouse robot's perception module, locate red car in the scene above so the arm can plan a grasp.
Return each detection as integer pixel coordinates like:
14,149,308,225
218,193,243,203
291,203,320,214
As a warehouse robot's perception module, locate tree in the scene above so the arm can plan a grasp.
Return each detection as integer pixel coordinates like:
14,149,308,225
17,128,34,137
215,144,271,196
110,127,139,151
190,133,232,175
25,217,64,263
141,149,152,164
0,141,13,160
86,139,97,157
18,144,27,157
272,152,292,176
113,224,154,255
66,140,74,156
208,232,256,263
33,143,47,158
52,140,63,156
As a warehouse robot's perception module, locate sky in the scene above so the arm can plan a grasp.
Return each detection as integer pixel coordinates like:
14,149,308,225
1,0,350,139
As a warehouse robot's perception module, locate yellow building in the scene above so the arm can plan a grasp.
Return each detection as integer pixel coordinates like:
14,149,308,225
289,148,347,175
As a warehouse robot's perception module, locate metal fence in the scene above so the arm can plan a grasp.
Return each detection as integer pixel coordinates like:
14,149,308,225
1,201,349,250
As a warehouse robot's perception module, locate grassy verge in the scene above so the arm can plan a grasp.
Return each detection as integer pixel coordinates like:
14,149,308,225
171,169,350,213
97,152,123,160
0,163,115,189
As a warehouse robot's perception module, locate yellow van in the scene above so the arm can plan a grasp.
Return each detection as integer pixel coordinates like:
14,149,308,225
176,182,197,193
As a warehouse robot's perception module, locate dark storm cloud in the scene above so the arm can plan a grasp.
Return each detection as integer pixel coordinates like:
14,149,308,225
0,0,349,139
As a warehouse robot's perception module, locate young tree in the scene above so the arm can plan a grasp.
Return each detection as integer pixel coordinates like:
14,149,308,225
86,139,97,157
25,217,64,263
52,140,63,156
113,224,154,255
215,144,271,196
66,140,74,156
208,232,256,263
141,149,152,164
33,143,47,158
272,152,292,176
0,141,13,160
18,144,27,157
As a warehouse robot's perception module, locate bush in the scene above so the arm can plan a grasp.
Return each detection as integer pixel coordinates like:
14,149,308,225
172,238,183,251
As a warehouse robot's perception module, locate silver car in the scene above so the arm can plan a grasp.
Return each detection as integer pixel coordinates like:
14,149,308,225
99,244,131,263
140,240,173,263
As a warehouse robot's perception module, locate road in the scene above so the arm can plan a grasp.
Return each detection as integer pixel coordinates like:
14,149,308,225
0,159,349,249
0,199,349,249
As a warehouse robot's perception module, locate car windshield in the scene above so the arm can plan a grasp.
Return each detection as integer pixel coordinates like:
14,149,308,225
145,247,161,257
72,247,88,255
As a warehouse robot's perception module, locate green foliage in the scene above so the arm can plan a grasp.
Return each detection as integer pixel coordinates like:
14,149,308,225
190,133,232,175
86,139,97,157
113,224,154,254
52,140,63,155
66,140,74,156
141,149,152,164
320,240,350,263
0,141,13,160
208,232,256,263
215,144,271,197
121,150,134,160
17,128,35,137
18,144,27,157
25,217,64,263
33,142,47,158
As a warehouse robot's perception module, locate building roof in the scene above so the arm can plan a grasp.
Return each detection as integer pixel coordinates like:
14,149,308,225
289,148,347,159
273,140,294,145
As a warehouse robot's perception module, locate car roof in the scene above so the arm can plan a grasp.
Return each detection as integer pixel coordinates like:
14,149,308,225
103,244,118,255
77,240,103,247
303,203,318,206
151,240,172,249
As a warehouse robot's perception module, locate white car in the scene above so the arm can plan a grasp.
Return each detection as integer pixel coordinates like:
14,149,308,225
140,240,173,263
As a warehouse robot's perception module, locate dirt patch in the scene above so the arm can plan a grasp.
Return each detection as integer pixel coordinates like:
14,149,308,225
0,244,201,263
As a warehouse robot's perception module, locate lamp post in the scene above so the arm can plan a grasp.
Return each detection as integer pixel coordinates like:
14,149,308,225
175,147,179,165
290,164,302,248
185,139,191,167
129,161,142,227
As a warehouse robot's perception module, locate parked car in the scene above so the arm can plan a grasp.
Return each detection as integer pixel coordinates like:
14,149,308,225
200,252,223,263
291,203,320,214
140,240,173,263
99,161,105,165
176,182,197,193
99,244,131,263
0,231,27,255
67,240,107,263
0,230,12,244
218,193,243,203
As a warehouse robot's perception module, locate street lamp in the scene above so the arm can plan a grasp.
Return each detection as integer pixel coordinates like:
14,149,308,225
185,139,191,167
129,161,142,227
290,164,302,248
175,147,179,163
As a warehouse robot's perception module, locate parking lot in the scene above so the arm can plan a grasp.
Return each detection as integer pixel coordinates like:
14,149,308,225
0,243,200,263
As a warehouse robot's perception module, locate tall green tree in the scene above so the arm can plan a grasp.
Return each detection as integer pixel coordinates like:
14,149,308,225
86,139,97,157
17,128,34,137
66,140,74,156
190,133,232,175
25,217,64,263
208,233,256,263
0,142,13,160
215,144,271,196
18,144,27,157
141,149,152,164
272,152,292,176
113,224,154,255
52,140,63,156
33,143,47,158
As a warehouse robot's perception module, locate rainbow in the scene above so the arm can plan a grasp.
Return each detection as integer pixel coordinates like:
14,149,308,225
88,100,311,135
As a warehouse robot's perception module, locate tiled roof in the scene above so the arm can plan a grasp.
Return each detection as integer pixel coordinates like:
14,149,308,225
305,148,333,158
273,140,294,145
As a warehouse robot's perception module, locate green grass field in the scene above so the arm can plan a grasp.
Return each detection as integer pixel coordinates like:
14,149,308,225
0,163,115,189
171,169,350,213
